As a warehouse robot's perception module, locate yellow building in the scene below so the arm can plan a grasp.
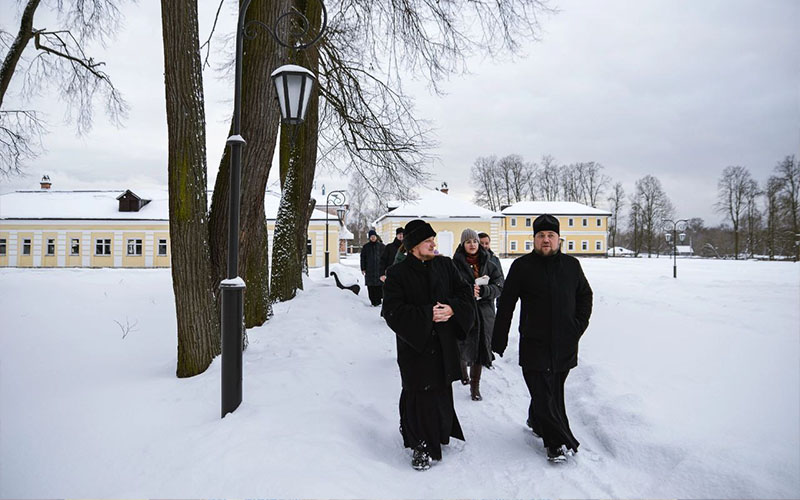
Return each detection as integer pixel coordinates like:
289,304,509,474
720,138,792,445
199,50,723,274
500,201,612,256
373,188,504,256
0,186,340,269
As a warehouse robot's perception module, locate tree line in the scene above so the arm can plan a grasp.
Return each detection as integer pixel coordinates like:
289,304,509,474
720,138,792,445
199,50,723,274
469,153,800,261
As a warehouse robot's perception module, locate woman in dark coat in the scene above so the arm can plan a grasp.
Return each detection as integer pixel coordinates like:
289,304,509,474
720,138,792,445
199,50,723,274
452,228,504,401
361,229,385,306
382,219,477,470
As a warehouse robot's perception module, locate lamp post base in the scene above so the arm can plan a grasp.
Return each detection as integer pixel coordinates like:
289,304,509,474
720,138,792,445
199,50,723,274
220,278,246,418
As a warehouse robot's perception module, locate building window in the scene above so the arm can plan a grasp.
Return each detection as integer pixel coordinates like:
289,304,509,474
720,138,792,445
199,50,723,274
95,239,111,256
510,218,517,227
46,238,55,255
596,240,603,251
127,239,143,256
525,217,532,227
510,241,517,252
597,218,602,227
582,218,588,227
307,239,313,256
568,240,574,251
23,239,31,255
582,240,588,251
0,239,5,256
525,240,532,251
568,218,574,227
158,239,168,256
71,239,80,255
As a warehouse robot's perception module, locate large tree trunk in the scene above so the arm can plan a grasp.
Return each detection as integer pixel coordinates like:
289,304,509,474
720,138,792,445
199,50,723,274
270,0,322,302
209,0,287,328
161,0,220,377
0,0,40,107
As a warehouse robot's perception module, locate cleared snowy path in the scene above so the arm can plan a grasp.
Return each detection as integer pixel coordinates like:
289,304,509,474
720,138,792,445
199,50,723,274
0,257,798,498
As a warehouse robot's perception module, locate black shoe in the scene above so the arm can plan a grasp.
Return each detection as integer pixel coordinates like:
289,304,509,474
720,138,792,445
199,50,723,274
526,418,541,438
412,446,431,471
546,445,566,463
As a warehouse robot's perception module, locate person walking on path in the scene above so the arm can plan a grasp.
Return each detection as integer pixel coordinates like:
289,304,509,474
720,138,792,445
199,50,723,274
492,214,593,463
479,231,504,309
382,219,477,471
361,229,385,306
380,227,405,282
452,228,504,401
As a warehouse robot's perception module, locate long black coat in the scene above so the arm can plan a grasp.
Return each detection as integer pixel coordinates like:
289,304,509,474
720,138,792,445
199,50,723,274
380,238,402,275
492,250,593,372
452,245,504,366
382,254,477,390
361,240,385,286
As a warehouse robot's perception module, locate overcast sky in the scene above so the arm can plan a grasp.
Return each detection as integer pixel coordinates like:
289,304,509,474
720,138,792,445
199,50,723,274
1,0,798,224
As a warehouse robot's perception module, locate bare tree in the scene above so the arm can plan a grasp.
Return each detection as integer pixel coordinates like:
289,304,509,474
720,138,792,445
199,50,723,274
715,165,753,259
0,0,128,176
577,161,610,206
161,0,220,377
536,154,560,201
607,182,625,256
774,155,800,261
471,155,501,211
560,164,581,202
765,175,782,260
634,175,673,257
743,178,761,258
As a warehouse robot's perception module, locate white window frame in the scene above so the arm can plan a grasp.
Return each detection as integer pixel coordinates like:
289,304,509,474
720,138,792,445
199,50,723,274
510,218,517,227
524,240,532,251
510,241,517,252
158,239,168,256
23,238,31,255
582,218,588,227
568,240,574,251
596,240,603,251
95,238,112,256
0,238,6,256
70,238,80,256
596,218,602,227
525,217,532,227
568,218,574,227
582,240,588,251
127,238,143,256
46,238,55,255
307,238,313,256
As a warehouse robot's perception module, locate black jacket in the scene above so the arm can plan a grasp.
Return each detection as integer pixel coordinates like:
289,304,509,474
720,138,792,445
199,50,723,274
492,250,593,372
380,238,403,275
452,245,504,366
382,254,477,390
361,240,385,286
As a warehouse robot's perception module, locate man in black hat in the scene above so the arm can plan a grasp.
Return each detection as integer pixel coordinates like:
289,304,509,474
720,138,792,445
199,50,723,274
361,229,385,306
492,214,593,463
379,226,405,282
382,219,477,471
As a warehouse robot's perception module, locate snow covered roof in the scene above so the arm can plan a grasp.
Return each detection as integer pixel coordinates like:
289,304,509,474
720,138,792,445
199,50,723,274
0,189,330,221
338,224,354,240
501,201,612,216
375,189,503,223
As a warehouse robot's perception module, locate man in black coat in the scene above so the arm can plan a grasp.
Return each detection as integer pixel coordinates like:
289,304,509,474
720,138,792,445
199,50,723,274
382,219,477,471
361,229,385,306
492,214,593,463
379,226,404,282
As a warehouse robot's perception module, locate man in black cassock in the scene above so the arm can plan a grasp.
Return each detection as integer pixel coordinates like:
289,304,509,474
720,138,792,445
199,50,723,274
492,214,593,463
382,219,476,471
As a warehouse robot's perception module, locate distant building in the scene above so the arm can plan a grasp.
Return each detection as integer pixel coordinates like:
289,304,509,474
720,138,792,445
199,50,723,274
500,201,612,256
0,179,340,268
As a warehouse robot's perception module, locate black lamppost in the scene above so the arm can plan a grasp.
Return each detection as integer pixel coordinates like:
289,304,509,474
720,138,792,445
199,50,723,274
664,218,688,279
324,190,346,278
221,0,327,419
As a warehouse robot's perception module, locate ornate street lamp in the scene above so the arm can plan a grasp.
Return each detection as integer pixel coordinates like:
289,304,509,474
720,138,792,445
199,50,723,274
325,190,346,278
221,0,327,419
663,219,688,279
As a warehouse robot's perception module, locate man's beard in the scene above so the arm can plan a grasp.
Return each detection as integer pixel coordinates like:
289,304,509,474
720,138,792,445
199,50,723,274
534,245,559,257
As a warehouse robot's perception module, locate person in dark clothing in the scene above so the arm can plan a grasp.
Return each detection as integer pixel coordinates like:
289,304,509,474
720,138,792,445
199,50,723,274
361,229,385,306
382,219,477,471
380,226,405,282
492,214,593,464
478,231,504,310
452,228,504,401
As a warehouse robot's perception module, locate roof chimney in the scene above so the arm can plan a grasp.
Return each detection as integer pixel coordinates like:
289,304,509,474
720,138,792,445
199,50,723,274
439,181,449,195
40,175,51,190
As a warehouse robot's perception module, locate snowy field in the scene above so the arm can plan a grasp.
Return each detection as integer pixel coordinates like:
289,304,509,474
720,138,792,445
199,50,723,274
1,257,798,498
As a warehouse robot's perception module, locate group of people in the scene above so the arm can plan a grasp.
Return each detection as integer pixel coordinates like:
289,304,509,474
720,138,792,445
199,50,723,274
368,214,593,470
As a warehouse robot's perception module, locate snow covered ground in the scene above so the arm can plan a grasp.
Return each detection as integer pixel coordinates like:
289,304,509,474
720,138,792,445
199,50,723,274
1,257,798,498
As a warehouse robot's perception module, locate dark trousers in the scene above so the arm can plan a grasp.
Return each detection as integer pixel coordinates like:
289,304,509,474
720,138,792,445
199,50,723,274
522,368,580,452
367,285,383,306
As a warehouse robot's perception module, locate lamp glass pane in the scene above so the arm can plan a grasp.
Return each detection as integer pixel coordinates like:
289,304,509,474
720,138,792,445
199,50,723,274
272,75,288,120
286,74,304,119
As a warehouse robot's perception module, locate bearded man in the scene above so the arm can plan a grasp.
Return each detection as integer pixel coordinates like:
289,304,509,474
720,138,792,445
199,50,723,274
492,214,593,463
